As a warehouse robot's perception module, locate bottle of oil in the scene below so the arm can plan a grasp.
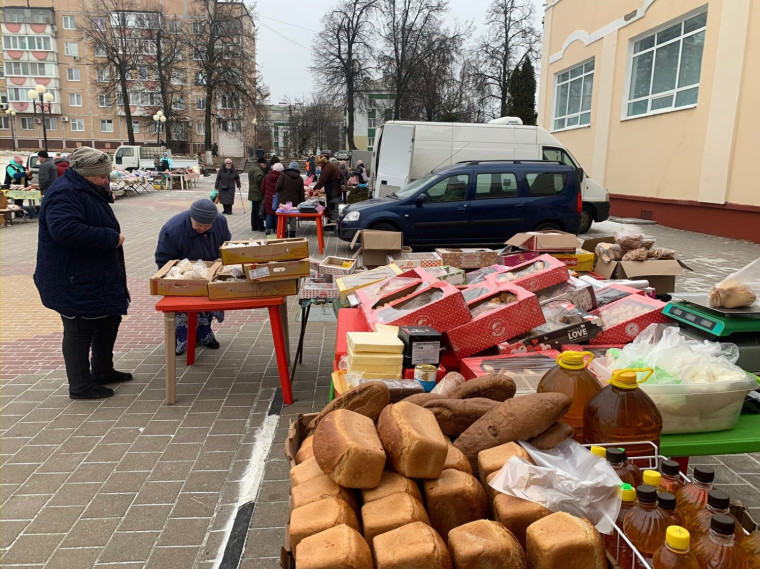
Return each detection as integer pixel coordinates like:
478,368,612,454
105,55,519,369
607,483,636,568
644,469,665,491
690,489,744,544
583,368,662,458
624,484,672,563
653,526,700,569
692,514,749,569
741,531,760,568
661,459,685,495
537,351,601,442
606,447,643,488
658,491,682,526
676,466,715,529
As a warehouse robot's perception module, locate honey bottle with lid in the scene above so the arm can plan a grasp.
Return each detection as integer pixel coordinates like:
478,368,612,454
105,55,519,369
583,368,663,458
658,491,682,526
692,513,749,569
644,469,666,492
691,489,744,544
537,351,601,442
676,466,715,528
741,531,760,568
624,484,672,563
661,459,685,495
607,483,637,568
653,526,700,569
606,447,643,488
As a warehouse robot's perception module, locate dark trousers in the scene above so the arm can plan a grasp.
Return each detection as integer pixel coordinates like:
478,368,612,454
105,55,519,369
222,203,233,214
61,315,122,395
250,201,264,230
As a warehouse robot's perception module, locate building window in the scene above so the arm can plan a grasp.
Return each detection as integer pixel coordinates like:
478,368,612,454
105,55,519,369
64,42,79,57
62,15,76,29
194,72,206,86
168,19,182,33
195,98,206,110
94,43,107,57
20,117,35,130
172,122,187,140
0,116,8,129
70,118,85,131
100,119,114,132
44,117,58,131
196,121,205,134
2,36,52,51
192,21,206,34
67,68,81,81
218,94,237,109
98,94,111,107
69,93,83,107
368,118,376,129
4,62,53,77
553,60,594,131
626,10,707,118
171,71,184,85
132,121,140,133
171,96,185,110
96,68,111,83
367,137,375,149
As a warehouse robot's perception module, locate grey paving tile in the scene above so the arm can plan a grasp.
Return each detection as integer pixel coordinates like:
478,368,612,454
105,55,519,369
250,501,289,528
47,482,102,507
81,493,136,518
1,494,51,520
157,517,211,546
170,492,218,518
24,505,85,534
101,470,151,493
0,520,29,549
145,546,201,569
148,460,196,482
44,546,101,569
118,503,173,531
244,527,286,558
133,481,184,505
61,518,121,547
97,531,160,563
0,533,63,564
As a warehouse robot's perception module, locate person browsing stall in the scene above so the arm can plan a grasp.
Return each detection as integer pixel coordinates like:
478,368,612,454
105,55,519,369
215,158,241,215
276,161,305,238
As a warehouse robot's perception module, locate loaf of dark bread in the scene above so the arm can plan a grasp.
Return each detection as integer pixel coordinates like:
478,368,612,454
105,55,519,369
447,374,517,402
403,392,449,406
422,397,500,437
307,381,390,432
526,422,575,450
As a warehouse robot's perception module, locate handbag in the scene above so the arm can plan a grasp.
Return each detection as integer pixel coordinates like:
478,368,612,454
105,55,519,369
272,193,279,210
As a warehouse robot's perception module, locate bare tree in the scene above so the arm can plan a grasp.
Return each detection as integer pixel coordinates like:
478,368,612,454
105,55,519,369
475,0,540,117
377,0,449,120
312,0,378,150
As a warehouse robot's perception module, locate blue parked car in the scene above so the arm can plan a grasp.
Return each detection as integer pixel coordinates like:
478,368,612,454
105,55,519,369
338,161,582,246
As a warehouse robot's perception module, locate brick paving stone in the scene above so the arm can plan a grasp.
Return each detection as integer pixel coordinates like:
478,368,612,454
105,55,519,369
146,546,201,569
118,503,173,532
97,531,160,563
61,518,121,548
1,533,64,564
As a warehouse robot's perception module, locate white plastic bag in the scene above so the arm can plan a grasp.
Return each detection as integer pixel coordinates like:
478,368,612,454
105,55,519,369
489,439,622,534
710,258,760,308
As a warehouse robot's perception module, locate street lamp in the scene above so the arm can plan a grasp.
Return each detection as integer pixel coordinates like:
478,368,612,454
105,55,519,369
4,108,17,151
153,110,166,146
28,84,54,152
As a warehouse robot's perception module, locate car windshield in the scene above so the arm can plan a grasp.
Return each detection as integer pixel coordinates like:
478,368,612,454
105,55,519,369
394,173,437,199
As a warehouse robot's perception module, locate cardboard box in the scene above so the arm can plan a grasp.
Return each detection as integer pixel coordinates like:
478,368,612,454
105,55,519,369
589,294,672,344
485,254,570,293
336,265,403,306
398,326,443,367
534,277,598,311
505,230,579,252
445,282,545,358
434,248,499,269
459,352,561,394
497,247,542,267
207,273,299,300
298,278,340,300
386,251,443,270
550,249,596,272
150,260,216,296
244,259,309,283
593,259,689,295
219,238,309,265
349,229,403,267
319,256,357,276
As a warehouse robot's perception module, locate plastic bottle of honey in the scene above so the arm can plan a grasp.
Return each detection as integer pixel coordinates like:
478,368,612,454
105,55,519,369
676,466,715,528
692,514,749,569
658,492,682,526
537,351,601,442
644,469,665,492
583,368,662,459
653,526,700,569
606,447,643,488
624,484,672,563
741,531,760,567
661,459,685,495
691,489,744,544
607,483,636,568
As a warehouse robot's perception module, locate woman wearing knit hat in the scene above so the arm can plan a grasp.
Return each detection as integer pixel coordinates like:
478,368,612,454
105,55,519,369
261,162,284,235
215,158,241,215
275,161,305,237
34,147,132,400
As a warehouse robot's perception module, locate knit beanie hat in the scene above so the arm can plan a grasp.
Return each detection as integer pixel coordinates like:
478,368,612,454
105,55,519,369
288,161,299,169
70,146,112,177
189,199,219,224
272,163,284,172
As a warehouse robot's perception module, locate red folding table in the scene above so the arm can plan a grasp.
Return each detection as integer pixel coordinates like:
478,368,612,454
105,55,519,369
155,295,293,405
275,210,326,254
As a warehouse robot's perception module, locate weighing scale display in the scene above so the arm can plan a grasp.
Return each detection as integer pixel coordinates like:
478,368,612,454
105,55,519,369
667,305,718,332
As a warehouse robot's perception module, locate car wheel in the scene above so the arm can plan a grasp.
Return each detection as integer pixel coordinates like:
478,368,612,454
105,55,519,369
371,222,399,233
579,205,593,234
533,221,563,231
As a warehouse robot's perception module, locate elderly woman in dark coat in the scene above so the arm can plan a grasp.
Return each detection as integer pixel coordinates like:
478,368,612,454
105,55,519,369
261,162,283,234
215,158,241,215
276,161,305,237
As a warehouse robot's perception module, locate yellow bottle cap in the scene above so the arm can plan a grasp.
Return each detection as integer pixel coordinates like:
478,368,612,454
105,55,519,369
557,351,593,370
620,483,636,503
590,445,607,458
609,368,654,389
643,470,662,487
665,526,691,551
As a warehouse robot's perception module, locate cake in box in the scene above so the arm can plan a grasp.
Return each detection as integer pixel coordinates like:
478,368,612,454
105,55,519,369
589,294,671,344
485,254,569,293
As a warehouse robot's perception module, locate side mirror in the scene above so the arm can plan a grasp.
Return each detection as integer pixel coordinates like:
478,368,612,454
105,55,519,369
415,194,428,207
576,167,584,186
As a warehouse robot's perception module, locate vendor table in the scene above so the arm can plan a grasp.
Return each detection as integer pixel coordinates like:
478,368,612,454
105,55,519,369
3,188,42,203
114,176,152,194
155,295,293,405
276,211,325,254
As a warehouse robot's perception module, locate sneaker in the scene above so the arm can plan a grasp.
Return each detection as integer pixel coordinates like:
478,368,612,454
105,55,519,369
222,211,230,215
92,370,133,384
176,347,186,356
265,229,273,235
288,231,296,238
201,339,220,349
70,384,115,400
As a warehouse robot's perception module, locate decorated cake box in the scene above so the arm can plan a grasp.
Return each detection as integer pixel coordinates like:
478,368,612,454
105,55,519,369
549,249,596,272
465,264,511,285
434,248,499,269
243,259,310,283
485,254,569,293
589,294,671,345
422,265,467,285
496,247,541,268
220,238,308,265
445,281,545,358
534,277,598,312
336,264,403,307
356,276,429,319
319,256,357,276
386,251,443,270
298,278,340,300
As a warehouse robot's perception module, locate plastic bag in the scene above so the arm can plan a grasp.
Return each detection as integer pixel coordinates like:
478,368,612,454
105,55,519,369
595,242,623,263
489,439,622,534
622,247,648,261
615,231,643,251
710,258,760,309
431,372,466,395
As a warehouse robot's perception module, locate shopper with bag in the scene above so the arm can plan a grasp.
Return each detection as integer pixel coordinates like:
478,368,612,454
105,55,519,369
215,158,241,215
261,162,284,234
313,155,342,225
276,161,305,238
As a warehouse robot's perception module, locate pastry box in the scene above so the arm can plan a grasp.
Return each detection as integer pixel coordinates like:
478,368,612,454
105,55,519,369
150,260,216,296
220,238,308,265
589,294,672,344
244,260,310,283
485,254,569,293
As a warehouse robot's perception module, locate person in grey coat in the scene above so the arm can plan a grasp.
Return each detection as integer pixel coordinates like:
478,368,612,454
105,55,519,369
214,158,241,215
37,150,58,195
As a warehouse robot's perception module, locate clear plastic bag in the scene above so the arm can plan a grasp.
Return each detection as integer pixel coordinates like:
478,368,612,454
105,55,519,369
489,439,622,534
710,257,760,308
615,231,643,251
431,371,466,395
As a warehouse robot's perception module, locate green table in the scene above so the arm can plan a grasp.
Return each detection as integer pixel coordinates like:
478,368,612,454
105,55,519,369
661,413,760,458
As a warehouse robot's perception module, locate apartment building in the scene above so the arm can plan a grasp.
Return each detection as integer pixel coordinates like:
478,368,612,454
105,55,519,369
349,86,395,152
0,0,256,156
538,0,759,241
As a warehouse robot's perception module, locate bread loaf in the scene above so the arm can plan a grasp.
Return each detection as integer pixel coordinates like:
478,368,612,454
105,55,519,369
307,381,390,432
526,421,575,450
525,512,606,569
296,435,315,464
422,469,489,541
422,397,500,437
448,520,527,569
477,442,533,487
484,471,501,504
442,444,472,475
377,401,448,479
453,393,571,472
403,392,448,406
289,497,361,554
290,456,325,487
492,493,553,549
361,470,422,505
291,473,358,513
448,373,516,401
373,521,452,569
361,492,430,546
313,409,386,489
295,524,373,569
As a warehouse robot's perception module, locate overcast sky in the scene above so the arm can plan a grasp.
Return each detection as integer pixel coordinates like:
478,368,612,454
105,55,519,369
255,0,545,104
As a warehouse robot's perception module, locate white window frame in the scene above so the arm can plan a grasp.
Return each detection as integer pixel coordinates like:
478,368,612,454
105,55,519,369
132,120,140,133
96,68,111,83
196,121,205,135
67,67,81,81
98,94,111,107
20,117,35,130
195,98,206,111
367,137,375,149
62,15,76,30
64,42,79,57
69,93,83,107
44,117,58,131
100,119,114,133
70,118,85,132
0,116,9,129
623,8,707,120
552,59,594,132
94,43,107,58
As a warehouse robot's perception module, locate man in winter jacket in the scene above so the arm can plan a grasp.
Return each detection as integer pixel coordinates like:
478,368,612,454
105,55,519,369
34,147,131,400
276,161,305,237
215,158,241,215
314,155,342,224
261,163,283,234
37,150,58,194
54,153,70,176
155,200,231,355
247,156,267,232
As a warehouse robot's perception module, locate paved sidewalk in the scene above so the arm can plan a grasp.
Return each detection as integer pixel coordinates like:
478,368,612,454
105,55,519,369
1,177,760,568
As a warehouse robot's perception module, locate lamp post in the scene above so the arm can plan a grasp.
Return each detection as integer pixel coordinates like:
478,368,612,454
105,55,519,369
28,84,54,152
4,108,17,151
153,110,166,146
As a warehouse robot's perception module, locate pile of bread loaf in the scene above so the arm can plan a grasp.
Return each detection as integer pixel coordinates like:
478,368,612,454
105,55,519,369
286,374,608,569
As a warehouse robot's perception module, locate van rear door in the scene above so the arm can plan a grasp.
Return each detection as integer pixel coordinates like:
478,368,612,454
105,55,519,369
375,124,414,197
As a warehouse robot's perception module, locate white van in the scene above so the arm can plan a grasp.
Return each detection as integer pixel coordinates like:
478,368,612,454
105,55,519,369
371,120,610,233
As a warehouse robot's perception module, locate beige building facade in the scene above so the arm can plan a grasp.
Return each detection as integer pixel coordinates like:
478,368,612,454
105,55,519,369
538,0,759,241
